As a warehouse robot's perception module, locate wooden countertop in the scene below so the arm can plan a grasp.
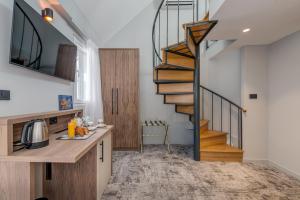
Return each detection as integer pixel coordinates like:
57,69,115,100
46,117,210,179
0,125,113,163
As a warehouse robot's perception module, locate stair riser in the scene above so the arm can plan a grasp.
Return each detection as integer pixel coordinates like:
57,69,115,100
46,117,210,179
165,94,193,104
158,83,193,94
200,123,208,133
200,152,243,162
162,51,194,69
200,135,227,148
176,105,194,114
154,70,193,82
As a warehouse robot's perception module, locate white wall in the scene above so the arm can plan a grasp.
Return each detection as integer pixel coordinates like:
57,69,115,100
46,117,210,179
268,31,300,177
0,0,92,117
200,49,242,146
240,46,268,161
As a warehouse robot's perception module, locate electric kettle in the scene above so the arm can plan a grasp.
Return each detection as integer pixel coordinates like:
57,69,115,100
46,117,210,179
21,119,49,149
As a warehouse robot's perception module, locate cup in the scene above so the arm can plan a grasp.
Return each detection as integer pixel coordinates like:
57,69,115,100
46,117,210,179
68,121,76,139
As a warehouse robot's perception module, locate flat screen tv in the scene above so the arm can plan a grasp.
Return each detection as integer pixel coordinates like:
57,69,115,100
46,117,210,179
10,0,77,82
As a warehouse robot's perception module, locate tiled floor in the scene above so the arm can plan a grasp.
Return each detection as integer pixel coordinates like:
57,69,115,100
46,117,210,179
102,145,300,200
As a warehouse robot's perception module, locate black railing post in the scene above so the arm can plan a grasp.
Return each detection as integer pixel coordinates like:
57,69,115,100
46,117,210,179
201,88,204,119
166,0,169,63
194,44,200,161
196,0,199,21
212,93,214,130
177,0,180,44
159,11,161,63
241,110,243,149
192,0,195,22
229,104,232,145
221,98,223,132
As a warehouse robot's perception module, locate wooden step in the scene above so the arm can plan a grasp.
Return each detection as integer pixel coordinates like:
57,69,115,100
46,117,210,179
183,20,217,44
154,69,193,82
155,63,194,71
163,41,194,58
176,105,193,115
162,52,194,69
200,131,227,148
165,94,193,105
200,144,243,162
158,83,193,94
200,120,208,132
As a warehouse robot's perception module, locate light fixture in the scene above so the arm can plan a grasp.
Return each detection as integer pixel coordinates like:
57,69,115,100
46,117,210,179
42,8,53,22
243,28,250,33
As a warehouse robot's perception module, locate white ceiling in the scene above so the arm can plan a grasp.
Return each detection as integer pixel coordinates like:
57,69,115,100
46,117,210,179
72,0,153,46
208,0,300,48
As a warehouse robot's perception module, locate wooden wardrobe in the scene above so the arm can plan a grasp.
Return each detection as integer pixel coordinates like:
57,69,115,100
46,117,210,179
99,48,139,150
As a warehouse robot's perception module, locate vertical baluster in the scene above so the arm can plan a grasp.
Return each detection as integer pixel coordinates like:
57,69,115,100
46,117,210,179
238,107,240,148
177,0,180,44
202,88,204,119
229,104,232,146
221,98,223,132
212,93,214,130
166,0,169,63
241,109,243,149
192,0,195,23
159,11,161,64
196,0,199,21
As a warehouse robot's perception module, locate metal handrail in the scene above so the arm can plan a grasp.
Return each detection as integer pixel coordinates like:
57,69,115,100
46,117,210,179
200,85,245,149
200,85,246,112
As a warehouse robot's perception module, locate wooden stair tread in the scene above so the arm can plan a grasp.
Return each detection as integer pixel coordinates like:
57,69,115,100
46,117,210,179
183,20,218,44
200,120,208,127
154,80,193,84
201,144,243,153
200,131,227,139
162,41,194,58
155,63,194,71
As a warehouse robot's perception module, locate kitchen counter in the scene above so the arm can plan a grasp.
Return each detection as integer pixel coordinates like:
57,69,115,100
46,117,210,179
0,125,113,163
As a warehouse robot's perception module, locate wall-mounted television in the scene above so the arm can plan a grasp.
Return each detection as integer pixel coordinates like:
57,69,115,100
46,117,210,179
10,0,77,82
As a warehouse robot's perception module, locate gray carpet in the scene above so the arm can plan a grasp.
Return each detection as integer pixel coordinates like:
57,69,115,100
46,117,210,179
101,145,300,200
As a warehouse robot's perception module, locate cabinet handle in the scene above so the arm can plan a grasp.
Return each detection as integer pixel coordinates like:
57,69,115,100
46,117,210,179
99,141,104,162
116,88,118,115
46,163,52,180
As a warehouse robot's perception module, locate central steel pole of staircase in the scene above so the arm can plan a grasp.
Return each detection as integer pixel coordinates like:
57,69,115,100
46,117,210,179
194,45,201,161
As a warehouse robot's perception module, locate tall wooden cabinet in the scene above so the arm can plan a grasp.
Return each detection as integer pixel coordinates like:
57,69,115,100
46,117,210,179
99,48,139,150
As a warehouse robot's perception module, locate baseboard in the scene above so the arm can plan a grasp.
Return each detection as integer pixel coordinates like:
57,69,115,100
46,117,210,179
267,160,300,181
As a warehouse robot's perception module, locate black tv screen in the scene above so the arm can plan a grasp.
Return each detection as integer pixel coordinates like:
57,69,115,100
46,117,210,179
10,0,77,82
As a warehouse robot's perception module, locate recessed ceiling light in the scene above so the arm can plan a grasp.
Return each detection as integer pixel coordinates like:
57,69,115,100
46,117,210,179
243,28,250,33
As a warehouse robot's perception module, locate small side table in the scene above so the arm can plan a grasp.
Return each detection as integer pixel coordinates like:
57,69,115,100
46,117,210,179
141,120,170,153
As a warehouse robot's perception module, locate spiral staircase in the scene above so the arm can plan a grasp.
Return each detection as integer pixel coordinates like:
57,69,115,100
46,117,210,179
153,0,244,161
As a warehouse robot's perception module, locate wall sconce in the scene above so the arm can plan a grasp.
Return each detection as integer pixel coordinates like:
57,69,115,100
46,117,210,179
42,8,53,22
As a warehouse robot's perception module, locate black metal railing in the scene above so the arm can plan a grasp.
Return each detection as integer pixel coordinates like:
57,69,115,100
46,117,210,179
152,0,209,68
200,85,246,149
13,2,43,69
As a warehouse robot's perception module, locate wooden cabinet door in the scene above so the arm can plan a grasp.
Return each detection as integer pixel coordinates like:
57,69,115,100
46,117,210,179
115,49,139,149
100,49,139,150
99,49,116,127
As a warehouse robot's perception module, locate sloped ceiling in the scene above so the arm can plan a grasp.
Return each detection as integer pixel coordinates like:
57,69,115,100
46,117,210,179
73,0,154,46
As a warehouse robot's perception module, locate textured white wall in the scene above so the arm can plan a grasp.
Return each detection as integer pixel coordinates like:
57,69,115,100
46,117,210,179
268,31,300,177
0,0,92,117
